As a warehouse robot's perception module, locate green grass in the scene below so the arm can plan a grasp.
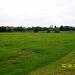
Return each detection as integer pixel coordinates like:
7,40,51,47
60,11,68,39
0,32,75,75
28,46,75,75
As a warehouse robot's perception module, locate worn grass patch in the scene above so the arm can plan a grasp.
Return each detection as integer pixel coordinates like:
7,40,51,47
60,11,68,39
27,49,75,75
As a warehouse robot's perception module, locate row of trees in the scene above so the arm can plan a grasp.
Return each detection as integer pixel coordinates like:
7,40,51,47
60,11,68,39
60,26,75,31
0,26,75,33
0,26,59,33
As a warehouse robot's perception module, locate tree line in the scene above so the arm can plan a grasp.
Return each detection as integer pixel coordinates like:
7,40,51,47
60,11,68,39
0,25,75,33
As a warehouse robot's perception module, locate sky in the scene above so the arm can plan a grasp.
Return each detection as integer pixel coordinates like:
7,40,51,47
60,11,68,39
0,0,75,27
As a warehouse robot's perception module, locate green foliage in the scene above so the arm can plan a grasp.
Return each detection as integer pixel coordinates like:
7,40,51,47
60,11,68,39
33,28,39,33
46,29,51,33
0,26,75,32
54,26,60,33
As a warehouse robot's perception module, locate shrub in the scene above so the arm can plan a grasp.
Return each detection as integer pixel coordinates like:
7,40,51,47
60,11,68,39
46,29,51,33
54,26,60,33
33,27,39,33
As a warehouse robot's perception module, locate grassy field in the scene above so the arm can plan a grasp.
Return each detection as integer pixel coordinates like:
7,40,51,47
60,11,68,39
0,32,75,75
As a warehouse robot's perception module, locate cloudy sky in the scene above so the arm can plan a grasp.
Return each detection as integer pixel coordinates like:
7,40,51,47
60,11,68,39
0,0,75,27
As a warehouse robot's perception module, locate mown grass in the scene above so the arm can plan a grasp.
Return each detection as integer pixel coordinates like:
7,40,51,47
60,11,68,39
0,32,75,75
28,46,75,75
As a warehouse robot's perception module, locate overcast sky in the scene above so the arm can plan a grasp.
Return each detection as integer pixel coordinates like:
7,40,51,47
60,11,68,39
0,0,75,27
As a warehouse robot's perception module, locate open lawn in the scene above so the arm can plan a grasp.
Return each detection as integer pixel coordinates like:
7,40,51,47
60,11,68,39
0,32,75,75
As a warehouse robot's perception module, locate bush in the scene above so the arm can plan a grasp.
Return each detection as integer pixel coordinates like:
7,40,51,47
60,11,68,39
33,29,39,33
33,27,39,33
54,26,60,33
46,29,51,33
